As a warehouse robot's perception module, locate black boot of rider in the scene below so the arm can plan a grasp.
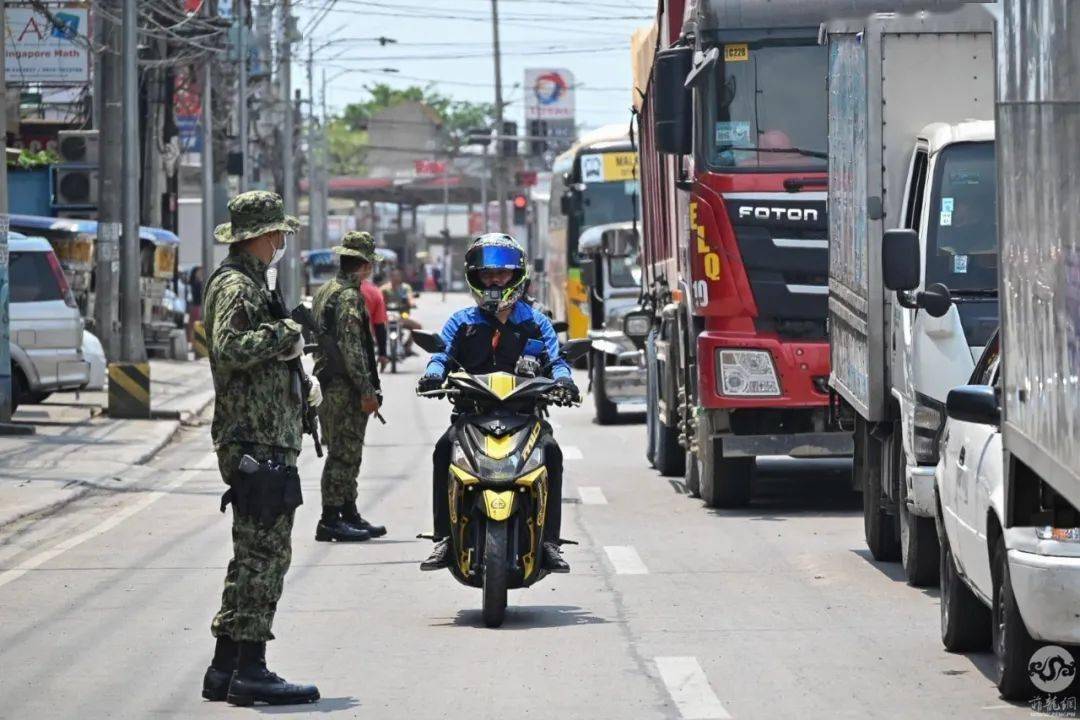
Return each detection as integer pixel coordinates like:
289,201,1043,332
202,636,239,701
340,502,387,538
542,542,570,573
226,642,320,707
315,506,370,542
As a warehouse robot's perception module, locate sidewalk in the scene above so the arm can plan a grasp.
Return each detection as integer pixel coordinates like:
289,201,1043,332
0,359,215,529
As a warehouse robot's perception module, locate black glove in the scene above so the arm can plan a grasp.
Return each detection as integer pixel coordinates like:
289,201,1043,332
554,376,581,404
417,374,444,394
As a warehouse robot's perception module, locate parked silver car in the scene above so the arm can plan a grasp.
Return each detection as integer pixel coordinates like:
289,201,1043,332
9,232,90,411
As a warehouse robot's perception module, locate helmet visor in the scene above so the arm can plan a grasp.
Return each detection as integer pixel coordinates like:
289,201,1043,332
466,245,523,270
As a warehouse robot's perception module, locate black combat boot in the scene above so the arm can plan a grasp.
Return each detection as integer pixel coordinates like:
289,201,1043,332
201,636,239,701
420,537,452,571
340,502,387,538
542,541,570,573
315,506,370,542
225,641,320,707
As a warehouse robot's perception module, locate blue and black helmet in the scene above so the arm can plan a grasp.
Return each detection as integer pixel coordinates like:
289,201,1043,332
464,233,529,313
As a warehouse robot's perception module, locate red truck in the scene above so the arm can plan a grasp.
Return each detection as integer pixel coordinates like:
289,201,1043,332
627,0,853,506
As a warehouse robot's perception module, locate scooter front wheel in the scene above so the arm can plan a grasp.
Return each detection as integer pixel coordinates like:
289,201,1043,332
482,520,508,628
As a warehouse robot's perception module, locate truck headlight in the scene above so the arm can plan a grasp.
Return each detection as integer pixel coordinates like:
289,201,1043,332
913,395,946,464
716,349,781,397
1036,527,1080,543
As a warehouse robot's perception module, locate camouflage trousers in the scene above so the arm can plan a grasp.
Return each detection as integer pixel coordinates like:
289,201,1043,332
211,443,297,643
317,383,370,507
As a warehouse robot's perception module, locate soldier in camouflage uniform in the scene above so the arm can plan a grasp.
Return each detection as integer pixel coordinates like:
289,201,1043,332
200,191,321,707
311,231,387,542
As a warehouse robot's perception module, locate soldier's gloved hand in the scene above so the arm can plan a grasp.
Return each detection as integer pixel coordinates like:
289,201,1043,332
361,395,380,414
417,374,444,394
279,332,305,361
307,375,323,408
555,376,581,404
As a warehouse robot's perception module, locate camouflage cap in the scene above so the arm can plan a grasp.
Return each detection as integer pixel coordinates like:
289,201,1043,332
332,231,377,262
214,190,300,244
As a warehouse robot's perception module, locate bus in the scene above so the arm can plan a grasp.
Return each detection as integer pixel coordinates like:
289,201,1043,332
535,124,638,339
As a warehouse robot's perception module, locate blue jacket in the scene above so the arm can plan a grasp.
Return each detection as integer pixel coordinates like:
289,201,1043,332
425,301,572,380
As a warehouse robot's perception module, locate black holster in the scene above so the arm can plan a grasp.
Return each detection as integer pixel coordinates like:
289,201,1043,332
220,454,303,527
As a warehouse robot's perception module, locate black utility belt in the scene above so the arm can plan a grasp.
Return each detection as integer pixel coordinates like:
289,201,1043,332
219,453,303,527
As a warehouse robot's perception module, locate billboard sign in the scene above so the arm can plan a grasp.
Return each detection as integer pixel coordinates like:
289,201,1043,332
6,7,90,85
525,68,574,121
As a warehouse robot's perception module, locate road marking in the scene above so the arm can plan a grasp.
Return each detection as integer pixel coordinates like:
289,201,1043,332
0,452,216,591
562,445,583,460
655,657,732,719
603,545,648,575
578,486,608,504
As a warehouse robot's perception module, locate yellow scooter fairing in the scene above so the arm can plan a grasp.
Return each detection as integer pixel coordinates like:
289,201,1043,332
481,490,515,521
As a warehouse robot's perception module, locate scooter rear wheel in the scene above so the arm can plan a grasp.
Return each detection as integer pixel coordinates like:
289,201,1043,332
482,520,508,628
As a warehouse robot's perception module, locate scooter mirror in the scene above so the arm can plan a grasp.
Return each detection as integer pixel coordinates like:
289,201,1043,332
412,331,446,354
561,338,592,364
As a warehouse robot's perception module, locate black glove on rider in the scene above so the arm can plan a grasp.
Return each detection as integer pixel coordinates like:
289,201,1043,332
417,374,444,394
554,376,581,404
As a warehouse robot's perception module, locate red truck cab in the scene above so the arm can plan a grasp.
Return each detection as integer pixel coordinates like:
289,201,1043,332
632,1,852,507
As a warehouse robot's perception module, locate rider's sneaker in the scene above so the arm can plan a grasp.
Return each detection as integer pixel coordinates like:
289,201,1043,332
420,537,452,571
542,542,570,573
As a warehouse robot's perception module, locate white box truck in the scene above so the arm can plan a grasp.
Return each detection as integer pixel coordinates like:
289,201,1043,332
824,6,997,585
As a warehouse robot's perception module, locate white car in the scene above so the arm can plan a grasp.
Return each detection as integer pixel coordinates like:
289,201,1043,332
936,330,1080,700
8,232,91,410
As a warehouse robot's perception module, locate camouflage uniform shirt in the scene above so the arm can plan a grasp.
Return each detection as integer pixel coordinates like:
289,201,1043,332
311,270,377,397
203,250,304,451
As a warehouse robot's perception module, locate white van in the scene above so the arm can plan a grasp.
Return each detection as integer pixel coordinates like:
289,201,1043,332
8,232,90,410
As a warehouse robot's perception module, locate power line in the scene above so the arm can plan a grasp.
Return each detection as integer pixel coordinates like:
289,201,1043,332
315,45,629,62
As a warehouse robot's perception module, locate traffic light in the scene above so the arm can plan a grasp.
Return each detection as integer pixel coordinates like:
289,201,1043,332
512,194,528,225
502,121,518,157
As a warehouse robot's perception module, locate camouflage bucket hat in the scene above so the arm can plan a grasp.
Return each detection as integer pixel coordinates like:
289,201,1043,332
214,190,300,244
332,231,377,262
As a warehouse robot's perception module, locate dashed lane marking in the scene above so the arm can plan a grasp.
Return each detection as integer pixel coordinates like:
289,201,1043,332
0,452,217,591
562,445,583,460
578,486,608,505
603,545,648,575
655,656,732,719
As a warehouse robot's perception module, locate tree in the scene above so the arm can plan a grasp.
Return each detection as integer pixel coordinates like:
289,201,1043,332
325,119,369,176
337,83,495,151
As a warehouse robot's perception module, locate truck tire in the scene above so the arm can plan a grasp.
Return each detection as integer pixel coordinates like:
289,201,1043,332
654,417,685,477
940,528,991,652
858,419,900,561
592,361,619,425
896,438,940,586
992,536,1037,700
701,456,755,508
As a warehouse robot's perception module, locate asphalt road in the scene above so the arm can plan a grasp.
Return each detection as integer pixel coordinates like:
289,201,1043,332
0,294,1034,719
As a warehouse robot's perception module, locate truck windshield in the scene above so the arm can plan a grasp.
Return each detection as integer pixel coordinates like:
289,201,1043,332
703,42,827,172
581,181,638,229
926,141,997,293
608,245,642,288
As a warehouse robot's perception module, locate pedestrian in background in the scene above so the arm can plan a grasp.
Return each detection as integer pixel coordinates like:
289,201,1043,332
187,265,203,344
358,258,391,372
200,191,321,707
310,231,387,542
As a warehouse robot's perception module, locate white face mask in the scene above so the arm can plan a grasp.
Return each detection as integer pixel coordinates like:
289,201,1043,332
268,234,287,267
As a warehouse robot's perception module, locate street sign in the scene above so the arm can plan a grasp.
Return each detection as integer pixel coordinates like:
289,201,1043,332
525,69,575,121
580,151,638,183
5,7,89,85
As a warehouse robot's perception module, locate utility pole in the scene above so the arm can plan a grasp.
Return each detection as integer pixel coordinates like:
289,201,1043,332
121,0,145,361
96,0,122,360
441,156,451,301
237,0,249,192
279,0,299,306
201,34,215,278
490,0,508,232
306,39,320,250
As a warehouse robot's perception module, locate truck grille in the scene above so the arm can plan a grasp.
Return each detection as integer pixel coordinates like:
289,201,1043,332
723,192,829,339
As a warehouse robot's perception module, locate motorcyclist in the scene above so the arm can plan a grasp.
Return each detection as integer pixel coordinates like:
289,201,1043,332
417,234,579,573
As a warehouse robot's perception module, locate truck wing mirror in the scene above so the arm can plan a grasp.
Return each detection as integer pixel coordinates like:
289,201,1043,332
946,385,999,426
579,258,598,288
882,229,920,291
918,282,953,319
652,46,693,155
